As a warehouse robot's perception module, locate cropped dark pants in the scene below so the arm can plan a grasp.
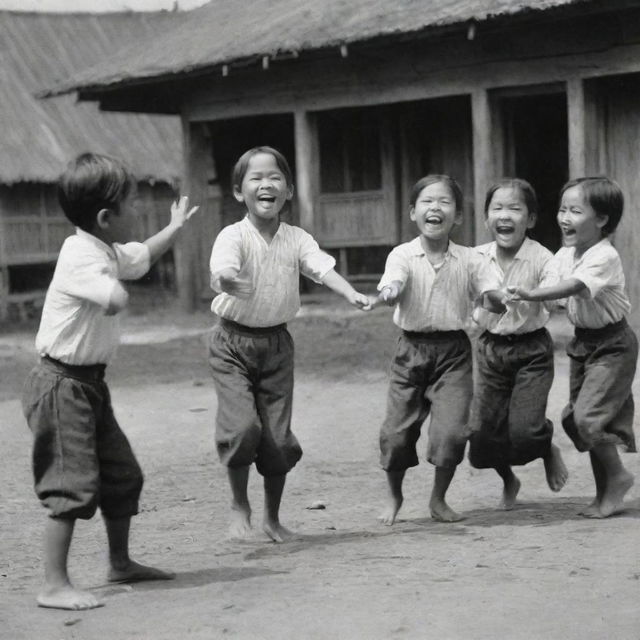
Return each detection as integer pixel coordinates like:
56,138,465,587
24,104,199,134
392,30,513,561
208,319,302,476
22,357,143,520
468,328,554,469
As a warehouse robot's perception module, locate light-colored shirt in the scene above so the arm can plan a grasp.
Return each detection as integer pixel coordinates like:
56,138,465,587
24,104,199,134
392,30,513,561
210,217,335,327
35,229,150,365
552,238,631,329
378,238,500,332
473,237,558,335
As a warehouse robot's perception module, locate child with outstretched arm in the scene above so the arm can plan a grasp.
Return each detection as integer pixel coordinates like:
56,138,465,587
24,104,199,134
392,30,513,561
467,178,568,510
369,174,504,524
509,176,638,518
22,152,198,610
208,146,369,542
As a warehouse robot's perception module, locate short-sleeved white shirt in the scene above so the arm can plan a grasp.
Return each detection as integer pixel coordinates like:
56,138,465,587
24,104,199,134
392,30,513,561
552,238,630,328
209,217,336,327
377,238,500,332
35,229,150,364
473,237,558,335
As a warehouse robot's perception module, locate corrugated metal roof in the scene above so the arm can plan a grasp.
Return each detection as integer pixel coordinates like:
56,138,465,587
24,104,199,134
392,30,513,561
47,0,594,95
0,11,183,183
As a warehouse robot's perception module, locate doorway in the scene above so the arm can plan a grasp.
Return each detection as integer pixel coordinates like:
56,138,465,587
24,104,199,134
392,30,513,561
497,88,568,252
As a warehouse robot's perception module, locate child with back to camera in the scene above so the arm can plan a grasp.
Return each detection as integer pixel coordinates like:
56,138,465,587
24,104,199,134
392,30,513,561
509,177,638,518
208,146,369,542
369,174,504,524
22,152,199,610
468,178,568,510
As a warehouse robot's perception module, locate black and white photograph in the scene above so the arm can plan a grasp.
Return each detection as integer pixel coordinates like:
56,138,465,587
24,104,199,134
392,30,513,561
1,1,639,638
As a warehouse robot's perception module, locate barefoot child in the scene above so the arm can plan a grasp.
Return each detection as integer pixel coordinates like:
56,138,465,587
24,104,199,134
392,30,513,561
208,146,369,542
510,176,638,518
22,152,199,610
468,179,568,509
370,175,503,524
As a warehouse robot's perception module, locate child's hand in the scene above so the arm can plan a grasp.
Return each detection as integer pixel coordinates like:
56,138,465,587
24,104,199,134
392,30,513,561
218,273,254,298
506,285,531,301
170,196,200,227
379,283,400,306
349,291,371,310
361,295,380,311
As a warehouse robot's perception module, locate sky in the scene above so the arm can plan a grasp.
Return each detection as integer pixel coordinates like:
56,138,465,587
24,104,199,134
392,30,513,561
0,0,208,11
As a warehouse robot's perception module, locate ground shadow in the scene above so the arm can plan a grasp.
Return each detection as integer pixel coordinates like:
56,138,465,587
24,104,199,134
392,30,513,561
461,495,640,527
94,566,289,594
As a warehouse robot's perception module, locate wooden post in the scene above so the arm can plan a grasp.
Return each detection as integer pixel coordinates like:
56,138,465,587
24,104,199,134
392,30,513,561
176,117,220,311
294,110,318,233
567,79,587,179
471,89,494,245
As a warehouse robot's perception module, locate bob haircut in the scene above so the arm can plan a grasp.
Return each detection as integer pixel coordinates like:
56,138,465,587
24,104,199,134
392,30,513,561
232,146,294,191
58,152,135,232
409,174,464,213
484,178,538,217
560,177,624,236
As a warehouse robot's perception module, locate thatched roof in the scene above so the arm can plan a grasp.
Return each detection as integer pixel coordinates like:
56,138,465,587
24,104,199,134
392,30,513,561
48,0,595,98
0,11,183,184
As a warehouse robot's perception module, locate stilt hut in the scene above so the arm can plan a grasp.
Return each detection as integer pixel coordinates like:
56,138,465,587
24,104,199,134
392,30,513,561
48,0,640,331
0,11,183,319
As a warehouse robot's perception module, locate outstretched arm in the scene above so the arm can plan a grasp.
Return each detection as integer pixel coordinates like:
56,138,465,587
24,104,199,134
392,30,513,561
508,278,586,302
321,269,369,309
144,196,199,265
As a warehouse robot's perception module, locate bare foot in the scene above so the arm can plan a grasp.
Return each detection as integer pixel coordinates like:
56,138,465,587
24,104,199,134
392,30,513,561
263,520,295,543
544,444,569,492
578,498,601,517
37,585,104,610
429,498,464,523
499,474,521,511
108,561,175,584
228,504,252,539
379,494,403,526
592,470,634,518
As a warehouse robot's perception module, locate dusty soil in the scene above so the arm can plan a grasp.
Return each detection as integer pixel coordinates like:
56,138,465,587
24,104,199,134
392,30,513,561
1,288,639,640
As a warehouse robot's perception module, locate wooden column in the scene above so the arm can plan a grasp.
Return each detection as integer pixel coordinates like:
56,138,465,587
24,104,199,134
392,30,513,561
567,79,587,179
294,110,318,233
471,89,494,245
176,116,221,311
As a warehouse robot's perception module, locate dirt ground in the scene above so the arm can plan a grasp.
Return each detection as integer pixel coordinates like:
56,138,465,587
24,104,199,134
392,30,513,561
1,287,639,640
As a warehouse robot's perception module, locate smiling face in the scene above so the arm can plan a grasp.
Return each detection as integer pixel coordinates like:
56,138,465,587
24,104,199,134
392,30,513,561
485,186,535,254
557,185,607,256
233,152,293,226
410,181,461,242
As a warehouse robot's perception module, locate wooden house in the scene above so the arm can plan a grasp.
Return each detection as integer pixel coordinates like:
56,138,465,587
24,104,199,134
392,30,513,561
0,11,183,319
50,0,640,330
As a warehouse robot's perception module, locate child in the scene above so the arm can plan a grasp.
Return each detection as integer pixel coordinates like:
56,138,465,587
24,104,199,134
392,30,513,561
510,176,638,518
371,174,503,524
467,178,568,510
208,146,369,542
22,152,198,610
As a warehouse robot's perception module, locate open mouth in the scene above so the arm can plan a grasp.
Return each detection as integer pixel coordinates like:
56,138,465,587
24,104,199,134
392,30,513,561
495,225,515,235
258,195,276,204
561,227,576,237
425,215,443,225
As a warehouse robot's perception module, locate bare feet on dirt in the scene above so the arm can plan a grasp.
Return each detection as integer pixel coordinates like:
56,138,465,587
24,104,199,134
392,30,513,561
429,498,464,523
499,474,521,510
228,504,252,539
379,493,403,526
37,585,104,610
263,520,295,543
583,470,634,518
108,561,175,584
544,444,569,492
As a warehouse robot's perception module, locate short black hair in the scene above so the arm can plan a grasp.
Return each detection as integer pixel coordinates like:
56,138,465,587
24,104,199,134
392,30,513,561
484,178,538,218
560,177,624,235
58,152,136,232
409,174,464,212
232,146,293,192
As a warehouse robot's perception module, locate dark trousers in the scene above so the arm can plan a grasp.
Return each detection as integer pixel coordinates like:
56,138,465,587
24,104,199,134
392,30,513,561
468,329,554,469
